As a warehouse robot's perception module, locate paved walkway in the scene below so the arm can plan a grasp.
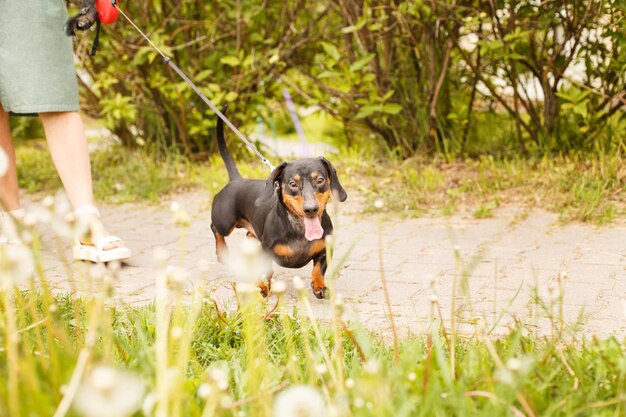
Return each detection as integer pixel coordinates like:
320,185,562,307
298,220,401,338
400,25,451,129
35,191,626,338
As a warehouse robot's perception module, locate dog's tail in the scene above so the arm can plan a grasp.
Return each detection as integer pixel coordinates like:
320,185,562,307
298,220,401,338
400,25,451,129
216,104,242,182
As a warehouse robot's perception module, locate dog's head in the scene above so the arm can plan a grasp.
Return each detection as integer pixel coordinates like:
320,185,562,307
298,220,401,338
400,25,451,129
255,157,347,240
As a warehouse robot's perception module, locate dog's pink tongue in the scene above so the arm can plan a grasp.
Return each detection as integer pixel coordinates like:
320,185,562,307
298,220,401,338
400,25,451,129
304,216,324,241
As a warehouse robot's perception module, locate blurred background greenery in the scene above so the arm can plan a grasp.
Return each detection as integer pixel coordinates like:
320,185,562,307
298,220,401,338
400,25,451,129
18,0,618,159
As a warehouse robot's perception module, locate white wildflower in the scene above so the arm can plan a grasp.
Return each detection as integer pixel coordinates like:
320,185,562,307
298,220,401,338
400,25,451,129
315,363,327,375
0,244,35,288
165,265,188,289
170,326,184,340
208,362,229,391
220,395,232,408
408,372,417,381
141,392,157,416
23,204,51,226
42,195,55,208
170,201,190,227
73,366,145,417
374,199,384,209
364,359,380,375
272,280,287,294
345,378,354,389
293,276,305,290
54,192,72,216
197,383,213,399
273,385,328,417
506,358,522,371
226,238,272,284
334,293,344,307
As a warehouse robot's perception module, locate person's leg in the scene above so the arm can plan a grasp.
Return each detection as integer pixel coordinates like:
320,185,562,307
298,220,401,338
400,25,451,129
38,111,127,253
0,105,21,211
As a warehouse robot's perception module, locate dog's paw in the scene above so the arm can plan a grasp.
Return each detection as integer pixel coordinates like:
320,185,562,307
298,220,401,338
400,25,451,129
311,282,327,299
259,284,270,298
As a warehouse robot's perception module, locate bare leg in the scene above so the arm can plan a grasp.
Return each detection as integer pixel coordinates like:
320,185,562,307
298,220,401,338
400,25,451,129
38,111,125,250
0,105,21,211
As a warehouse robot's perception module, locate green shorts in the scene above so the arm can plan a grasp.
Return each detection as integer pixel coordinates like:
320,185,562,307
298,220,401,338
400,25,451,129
0,0,80,114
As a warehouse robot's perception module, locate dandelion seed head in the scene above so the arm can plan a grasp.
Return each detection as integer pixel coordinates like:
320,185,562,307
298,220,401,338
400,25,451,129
315,363,327,375
325,234,334,248
24,204,51,226
345,378,354,389
220,396,232,408
197,383,213,399
364,359,380,375
293,276,305,290
170,326,184,340
165,265,187,289
408,372,417,381
226,239,272,284
506,358,522,371
273,280,287,294
42,195,55,208
274,385,328,417
497,368,515,386
208,362,229,391
374,200,384,209
141,392,157,416
334,294,344,307
0,244,35,288
73,366,145,417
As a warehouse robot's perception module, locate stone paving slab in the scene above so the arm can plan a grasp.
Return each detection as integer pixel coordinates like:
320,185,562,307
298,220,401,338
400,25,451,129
29,191,626,338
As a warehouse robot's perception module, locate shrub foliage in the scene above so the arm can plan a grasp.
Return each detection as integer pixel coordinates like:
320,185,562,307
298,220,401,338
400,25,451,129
74,0,626,157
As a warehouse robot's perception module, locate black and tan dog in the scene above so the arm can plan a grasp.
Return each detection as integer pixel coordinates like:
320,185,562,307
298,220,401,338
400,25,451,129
210,107,347,298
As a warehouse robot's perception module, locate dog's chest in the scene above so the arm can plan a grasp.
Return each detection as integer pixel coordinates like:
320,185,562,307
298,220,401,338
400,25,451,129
270,238,325,268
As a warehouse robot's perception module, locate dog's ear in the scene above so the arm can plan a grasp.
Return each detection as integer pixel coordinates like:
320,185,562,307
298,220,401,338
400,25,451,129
319,157,347,202
255,162,288,207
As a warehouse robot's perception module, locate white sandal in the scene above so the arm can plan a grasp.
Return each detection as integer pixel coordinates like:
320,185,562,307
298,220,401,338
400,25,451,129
72,205,131,263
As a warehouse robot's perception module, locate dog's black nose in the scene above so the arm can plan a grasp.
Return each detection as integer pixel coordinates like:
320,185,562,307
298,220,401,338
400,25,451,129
304,205,318,216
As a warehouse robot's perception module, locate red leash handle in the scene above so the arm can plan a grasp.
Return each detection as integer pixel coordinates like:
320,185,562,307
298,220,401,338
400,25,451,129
96,0,119,24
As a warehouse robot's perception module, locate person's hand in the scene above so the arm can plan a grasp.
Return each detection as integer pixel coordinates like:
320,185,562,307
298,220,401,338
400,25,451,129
65,0,98,35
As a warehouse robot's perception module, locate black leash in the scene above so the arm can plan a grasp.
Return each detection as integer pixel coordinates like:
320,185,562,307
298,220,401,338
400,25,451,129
112,4,275,172
89,19,101,56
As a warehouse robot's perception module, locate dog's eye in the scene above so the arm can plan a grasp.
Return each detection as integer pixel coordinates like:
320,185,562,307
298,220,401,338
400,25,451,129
288,181,298,189
316,177,325,185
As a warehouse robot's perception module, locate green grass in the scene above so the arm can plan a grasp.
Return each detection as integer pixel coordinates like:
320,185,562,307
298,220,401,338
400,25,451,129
2,280,626,416
345,152,625,224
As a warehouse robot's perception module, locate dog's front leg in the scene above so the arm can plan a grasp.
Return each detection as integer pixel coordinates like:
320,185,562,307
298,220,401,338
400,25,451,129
311,253,328,299
258,270,273,298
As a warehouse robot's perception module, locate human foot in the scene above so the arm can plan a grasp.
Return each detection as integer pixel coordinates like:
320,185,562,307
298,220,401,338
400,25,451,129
72,205,131,263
